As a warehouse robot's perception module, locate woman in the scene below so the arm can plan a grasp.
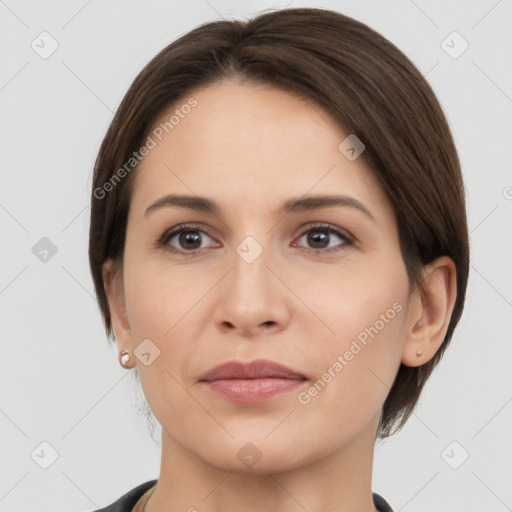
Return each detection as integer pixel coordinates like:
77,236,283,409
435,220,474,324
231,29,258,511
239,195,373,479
88,7,469,511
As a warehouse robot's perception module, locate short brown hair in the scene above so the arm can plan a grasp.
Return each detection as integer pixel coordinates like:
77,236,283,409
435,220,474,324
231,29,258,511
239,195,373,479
89,7,469,438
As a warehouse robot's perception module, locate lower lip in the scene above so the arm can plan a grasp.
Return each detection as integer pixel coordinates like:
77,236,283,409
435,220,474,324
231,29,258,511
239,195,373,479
202,378,306,403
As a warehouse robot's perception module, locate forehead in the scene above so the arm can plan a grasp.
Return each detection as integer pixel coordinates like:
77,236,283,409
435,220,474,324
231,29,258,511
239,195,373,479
129,80,391,220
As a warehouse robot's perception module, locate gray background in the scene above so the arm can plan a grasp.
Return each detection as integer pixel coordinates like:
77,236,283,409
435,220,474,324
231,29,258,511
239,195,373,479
1,0,511,511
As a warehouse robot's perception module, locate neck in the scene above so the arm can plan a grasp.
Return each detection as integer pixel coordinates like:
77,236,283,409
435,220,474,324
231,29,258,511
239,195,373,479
146,418,379,512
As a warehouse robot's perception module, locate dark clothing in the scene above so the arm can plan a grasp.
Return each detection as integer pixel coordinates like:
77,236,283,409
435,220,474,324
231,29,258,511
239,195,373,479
92,478,395,511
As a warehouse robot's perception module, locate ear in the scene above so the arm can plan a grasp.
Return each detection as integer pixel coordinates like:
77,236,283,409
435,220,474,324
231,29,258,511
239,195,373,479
102,259,136,368
401,256,457,367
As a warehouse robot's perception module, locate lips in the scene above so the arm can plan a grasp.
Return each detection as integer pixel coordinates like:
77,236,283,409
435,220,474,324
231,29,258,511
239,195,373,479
199,359,306,381
199,359,307,403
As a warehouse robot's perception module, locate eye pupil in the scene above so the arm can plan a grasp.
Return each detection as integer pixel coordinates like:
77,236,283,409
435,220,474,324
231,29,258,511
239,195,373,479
180,231,201,250
308,230,329,248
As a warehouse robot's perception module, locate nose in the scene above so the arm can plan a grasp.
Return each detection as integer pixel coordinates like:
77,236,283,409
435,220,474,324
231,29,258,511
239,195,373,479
213,241,291,338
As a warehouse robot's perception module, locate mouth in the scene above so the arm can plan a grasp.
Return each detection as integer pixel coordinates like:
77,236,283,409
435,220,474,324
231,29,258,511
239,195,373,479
198,359,308,403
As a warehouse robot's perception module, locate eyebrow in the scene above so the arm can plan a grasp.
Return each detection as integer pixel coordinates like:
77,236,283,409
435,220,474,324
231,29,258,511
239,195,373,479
144,194,376,222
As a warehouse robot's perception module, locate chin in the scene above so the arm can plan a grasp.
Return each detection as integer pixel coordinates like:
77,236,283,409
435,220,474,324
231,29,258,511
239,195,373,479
190,435,318,476
207,451,306,476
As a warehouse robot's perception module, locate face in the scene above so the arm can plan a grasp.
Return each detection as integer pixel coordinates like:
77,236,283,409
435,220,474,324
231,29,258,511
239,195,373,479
108,79,418,473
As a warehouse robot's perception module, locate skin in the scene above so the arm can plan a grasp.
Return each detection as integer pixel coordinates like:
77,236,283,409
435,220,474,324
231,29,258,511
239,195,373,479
102,79,457,512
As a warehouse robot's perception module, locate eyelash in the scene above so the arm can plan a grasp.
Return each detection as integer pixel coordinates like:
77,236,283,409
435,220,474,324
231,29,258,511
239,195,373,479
158,222,354,255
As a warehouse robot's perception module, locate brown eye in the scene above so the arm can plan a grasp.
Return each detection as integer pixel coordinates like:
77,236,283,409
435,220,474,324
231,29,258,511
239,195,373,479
175,230,203,250
161,225,217,253
294,224,353,253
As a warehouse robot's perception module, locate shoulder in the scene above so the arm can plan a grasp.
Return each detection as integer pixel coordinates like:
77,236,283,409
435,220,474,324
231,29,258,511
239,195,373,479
90,479,157,512
373,492,395,512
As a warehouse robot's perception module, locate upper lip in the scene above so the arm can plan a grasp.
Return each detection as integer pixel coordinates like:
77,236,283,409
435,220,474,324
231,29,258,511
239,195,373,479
199,359,307,382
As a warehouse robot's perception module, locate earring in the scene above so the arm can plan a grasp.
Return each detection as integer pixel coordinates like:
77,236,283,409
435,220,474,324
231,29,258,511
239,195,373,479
120,350,131,367
416,349,423,357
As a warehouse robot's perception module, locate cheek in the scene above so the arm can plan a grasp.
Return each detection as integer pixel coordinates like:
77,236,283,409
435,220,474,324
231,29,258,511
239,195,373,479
301,256,409,393
292,288,407,449
122,249,201,340
307,255,408,341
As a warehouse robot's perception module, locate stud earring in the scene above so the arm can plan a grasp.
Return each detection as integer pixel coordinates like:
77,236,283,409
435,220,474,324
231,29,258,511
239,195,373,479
120,350,131,367
416,349,423,357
